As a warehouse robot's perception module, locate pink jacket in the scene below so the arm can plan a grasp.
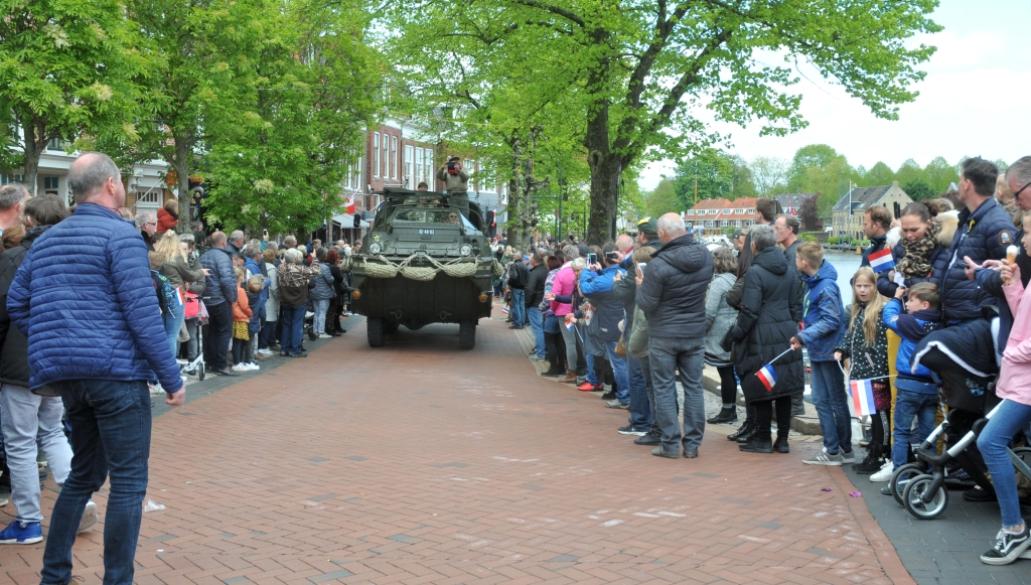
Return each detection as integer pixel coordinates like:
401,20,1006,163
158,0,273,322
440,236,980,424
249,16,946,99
550,265,576,317
998,266,1031,406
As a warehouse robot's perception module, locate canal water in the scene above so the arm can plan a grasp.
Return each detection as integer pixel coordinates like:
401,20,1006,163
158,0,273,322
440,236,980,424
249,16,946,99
824,251,863,305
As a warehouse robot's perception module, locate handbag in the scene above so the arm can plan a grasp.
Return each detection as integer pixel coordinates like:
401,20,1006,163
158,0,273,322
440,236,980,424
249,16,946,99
184,291,201,320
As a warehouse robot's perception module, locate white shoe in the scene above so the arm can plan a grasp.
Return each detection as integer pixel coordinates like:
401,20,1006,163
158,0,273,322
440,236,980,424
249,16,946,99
256,349,273,358
231,363,249,373
869,461,895,482
318,333,332,339
246,362,260,371
77,501,98,534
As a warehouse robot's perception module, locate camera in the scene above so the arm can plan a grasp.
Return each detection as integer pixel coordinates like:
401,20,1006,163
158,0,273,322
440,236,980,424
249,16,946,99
587,252,598,265
447,158,460,175
605,251,620,262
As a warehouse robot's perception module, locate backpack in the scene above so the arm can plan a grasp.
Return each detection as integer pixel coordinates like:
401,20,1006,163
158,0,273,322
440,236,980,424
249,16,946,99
151,269,178,316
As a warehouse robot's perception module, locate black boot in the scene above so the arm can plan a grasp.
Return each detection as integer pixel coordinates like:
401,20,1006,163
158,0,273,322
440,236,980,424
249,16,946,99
773,436,790,454
740,434,773,453
853,443,883,474
727,420,754,442
707,406,738,425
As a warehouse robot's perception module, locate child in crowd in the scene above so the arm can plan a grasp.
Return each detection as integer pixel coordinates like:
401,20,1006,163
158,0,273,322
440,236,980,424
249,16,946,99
834,267,890,474
231,267,255,372
790,242,849,465
877,282,941,485
245,275,264,369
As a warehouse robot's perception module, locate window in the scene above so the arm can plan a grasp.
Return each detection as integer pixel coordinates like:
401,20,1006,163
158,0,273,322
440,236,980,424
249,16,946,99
46,137,64,151
372,133,380,178
390,136,398,180
404,145,413,188
421,147,433,186
43,176,60,191
0,174,24,185
381,134,388,179
414,148,423,188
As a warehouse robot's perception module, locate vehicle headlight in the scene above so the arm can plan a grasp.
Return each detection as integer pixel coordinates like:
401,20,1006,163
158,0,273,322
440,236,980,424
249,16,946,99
368,242,382,254
460,244,472,256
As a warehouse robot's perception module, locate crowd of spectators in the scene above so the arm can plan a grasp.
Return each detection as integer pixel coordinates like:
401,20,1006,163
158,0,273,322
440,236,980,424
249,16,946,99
500,155,1031,567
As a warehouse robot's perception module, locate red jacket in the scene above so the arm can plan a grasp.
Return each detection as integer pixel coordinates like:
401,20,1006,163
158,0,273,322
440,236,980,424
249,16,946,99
157,207,177,234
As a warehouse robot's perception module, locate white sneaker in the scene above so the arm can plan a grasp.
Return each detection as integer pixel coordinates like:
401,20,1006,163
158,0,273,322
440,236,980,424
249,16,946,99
318,333,332,339
869,461,895,482
246,362,260,371
231,363,249,373
77,501,98,534
256,349,273,358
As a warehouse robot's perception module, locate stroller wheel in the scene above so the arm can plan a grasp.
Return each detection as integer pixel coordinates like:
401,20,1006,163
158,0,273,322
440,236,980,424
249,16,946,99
903,474,948,520
198,363,206,382
890,463,926,507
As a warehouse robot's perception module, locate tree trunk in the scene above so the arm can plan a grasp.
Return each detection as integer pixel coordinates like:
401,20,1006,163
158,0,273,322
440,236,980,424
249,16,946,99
585,106,619,245
174,135,191,233
21,121,42,197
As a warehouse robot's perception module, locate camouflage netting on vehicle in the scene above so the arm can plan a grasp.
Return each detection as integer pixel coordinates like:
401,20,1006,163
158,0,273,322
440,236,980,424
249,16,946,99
354,253,502,282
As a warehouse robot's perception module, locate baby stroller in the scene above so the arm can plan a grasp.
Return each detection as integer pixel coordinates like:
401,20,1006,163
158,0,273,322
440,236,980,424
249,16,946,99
181,290,206,381
887,317,1018,519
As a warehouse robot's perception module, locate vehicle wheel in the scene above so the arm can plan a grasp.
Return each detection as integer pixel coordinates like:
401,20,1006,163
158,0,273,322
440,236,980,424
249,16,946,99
367,317,384,347
384,320,399,334
891,462,926,506
903,474,948,520
197,363,206,382
458,320,476,350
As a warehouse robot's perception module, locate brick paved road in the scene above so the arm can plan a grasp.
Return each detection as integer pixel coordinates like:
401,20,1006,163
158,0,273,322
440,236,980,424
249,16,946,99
0,313,914,585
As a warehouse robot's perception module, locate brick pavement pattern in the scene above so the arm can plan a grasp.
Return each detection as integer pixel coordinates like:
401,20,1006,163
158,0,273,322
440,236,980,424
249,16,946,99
0,313,915,585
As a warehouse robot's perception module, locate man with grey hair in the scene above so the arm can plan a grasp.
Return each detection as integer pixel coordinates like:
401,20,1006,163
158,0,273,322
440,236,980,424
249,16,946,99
200,230,238,375
0,184,29,236
636,212,714,459
228,229,246,256
6,152,183,583
136,210,157,251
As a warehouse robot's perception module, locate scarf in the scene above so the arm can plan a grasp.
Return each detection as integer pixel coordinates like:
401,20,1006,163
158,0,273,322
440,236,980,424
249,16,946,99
896,222,939,279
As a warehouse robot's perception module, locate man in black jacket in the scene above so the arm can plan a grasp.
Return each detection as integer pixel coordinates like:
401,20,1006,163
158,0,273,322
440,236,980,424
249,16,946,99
507,254,529,329
636,213,714,459
524,252,548,360
200,231,238,375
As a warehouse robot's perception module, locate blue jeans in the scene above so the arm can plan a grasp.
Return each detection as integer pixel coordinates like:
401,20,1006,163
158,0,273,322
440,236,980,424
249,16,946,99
604,340,630,404
313,298,330,335
649,336,705,451
162,295,185,359
810,360,852,455
511,289,526,327
280,305,305,355
627,356,653,429
40,380,151,585
977,399,1031,527
527,307,545,358
892,390,939,467
578,324,599,385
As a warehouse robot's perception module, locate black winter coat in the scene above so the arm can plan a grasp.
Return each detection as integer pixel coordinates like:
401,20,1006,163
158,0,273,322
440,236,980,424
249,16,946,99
524,264,547,307
726,247,804,401
0,227,49,387
939,197,1016,322
636,234,713,340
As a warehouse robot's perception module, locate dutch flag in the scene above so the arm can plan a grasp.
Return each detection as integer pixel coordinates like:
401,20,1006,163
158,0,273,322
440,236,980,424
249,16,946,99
868,247,895,273
849,379,877,416
756,364,777,392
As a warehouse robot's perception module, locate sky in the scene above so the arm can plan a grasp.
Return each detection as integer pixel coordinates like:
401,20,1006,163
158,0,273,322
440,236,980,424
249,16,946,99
637,0,1031,191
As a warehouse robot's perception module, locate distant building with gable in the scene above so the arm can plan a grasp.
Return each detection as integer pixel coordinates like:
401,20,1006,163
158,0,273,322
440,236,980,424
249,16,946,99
831,182,912,239
682,197,759,231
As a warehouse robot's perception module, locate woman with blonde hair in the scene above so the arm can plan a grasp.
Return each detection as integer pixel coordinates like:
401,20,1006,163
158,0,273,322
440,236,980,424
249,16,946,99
151,231,207,356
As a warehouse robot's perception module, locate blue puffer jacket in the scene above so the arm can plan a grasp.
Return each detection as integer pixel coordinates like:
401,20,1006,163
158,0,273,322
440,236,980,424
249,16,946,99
882,298,940,394
6,203,181,393
580,264,627,343
938,197,1016,322
200,246,236,306
797,260,845,362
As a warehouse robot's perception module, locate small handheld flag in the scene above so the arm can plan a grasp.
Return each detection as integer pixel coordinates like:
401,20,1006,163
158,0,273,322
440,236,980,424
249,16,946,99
868,248,895,273
849,379,877,416
756,364,777,392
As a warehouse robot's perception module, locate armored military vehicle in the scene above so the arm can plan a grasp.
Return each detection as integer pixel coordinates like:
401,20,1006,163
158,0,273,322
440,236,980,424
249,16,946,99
348,188,499,349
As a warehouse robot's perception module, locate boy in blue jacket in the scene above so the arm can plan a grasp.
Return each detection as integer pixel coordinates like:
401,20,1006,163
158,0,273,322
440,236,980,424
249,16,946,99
877,282,941,485
789,242,850,465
